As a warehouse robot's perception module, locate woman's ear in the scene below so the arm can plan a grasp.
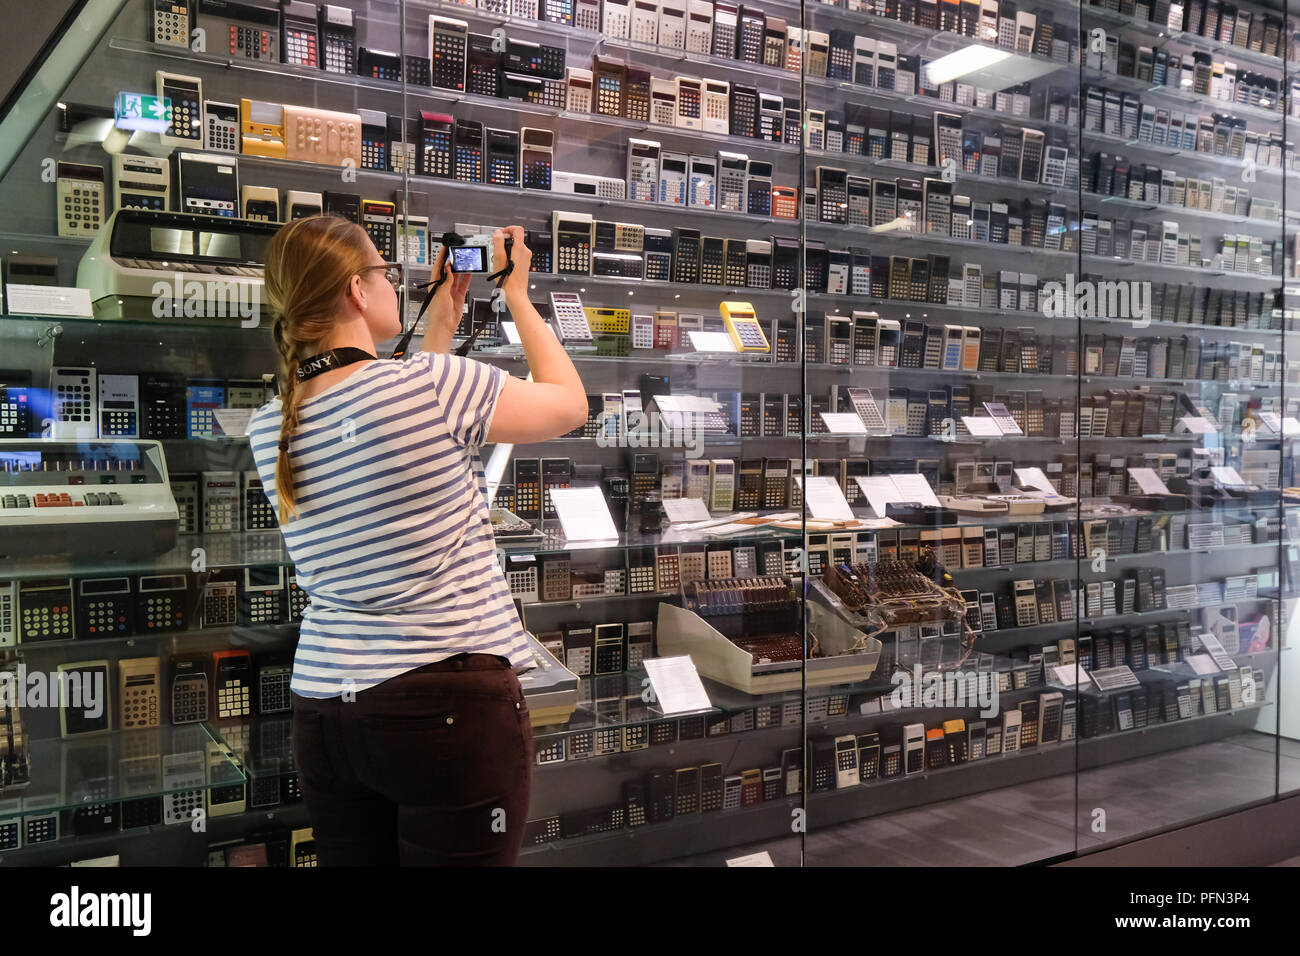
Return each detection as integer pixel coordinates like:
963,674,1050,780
344,273,366,313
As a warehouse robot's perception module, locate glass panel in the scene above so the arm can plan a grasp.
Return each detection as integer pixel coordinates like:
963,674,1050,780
801,0,1087,865
1073,0,1285,851
0,0,1294,867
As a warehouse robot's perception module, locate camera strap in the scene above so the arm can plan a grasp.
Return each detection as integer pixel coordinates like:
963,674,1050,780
296,347,378,382
388,272,447,360
454,241,514,357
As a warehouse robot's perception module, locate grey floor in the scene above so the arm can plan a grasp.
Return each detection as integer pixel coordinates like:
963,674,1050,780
661,733,1300,867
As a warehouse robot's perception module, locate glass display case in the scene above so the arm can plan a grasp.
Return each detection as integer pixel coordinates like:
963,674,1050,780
0,0,1295,867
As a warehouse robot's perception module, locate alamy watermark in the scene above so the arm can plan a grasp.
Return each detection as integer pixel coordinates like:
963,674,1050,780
151,275,261,327
0,664,103,719
890,664,999,718
1040,274,1151,327
595,411,707,459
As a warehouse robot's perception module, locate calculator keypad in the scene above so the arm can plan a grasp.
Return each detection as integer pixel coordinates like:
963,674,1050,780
20,600,71,641
218,678,250,718
455,146,482,182
123,683,160,729
323,36,355,73
432,35,465,90
229,25,274,59
202,584,237,626
173,678,208,723
166,92,201,143
557,239,590,275
284,28,317,66
57,182,103,236
55,379,94,427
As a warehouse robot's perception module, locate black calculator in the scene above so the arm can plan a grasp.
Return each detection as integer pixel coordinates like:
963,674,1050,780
454,119,484,182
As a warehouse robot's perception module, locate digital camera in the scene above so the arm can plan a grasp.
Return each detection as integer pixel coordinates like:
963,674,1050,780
442,231,494,273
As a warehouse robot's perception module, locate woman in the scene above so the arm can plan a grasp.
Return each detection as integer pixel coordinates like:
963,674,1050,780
247,216,587,866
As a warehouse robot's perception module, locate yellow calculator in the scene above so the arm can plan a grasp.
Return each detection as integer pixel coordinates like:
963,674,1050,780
584,306,631,334
720,301,769,352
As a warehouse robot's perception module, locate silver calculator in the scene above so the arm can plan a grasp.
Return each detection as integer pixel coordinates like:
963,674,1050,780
548,292,593,343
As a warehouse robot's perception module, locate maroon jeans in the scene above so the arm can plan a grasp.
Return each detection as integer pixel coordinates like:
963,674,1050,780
290,653,534,866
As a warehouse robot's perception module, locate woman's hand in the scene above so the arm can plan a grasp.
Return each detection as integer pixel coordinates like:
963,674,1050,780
429,245,471,335
492,226,533,303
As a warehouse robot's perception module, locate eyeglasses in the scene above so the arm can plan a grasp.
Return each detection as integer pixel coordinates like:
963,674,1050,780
359,263,403,292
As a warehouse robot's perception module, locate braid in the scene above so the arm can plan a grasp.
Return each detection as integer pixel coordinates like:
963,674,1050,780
261,214,375,526
272,317,304,524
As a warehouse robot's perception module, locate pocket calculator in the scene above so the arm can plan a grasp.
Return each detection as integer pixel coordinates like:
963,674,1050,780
277,0,318,64
199,100,238,153
720,301,769,352
192,577,235,639
157,71,203,147
428,16,467,91
548,292,594,343
453,120,483,182
552,211,592,275
238,565,285,625
212,649,252,718
419,111,454,179
55,163,105,239
162,750,206,825
169,655,209,724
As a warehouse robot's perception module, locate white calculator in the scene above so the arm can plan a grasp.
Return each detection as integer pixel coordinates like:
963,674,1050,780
548,292,593,343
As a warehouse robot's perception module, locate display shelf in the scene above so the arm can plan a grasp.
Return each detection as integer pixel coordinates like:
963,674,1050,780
1081,66,1286,120
1081,253,1283,285
1085,128,1287,179
1081,2,1291,73
0,723,244,822
1085,191,1282,230
3,622,299,654
111,35,802,159
812,699,1266,795
519,702,1265,863
972,592,1274,647
948,539,1283,578
3,531,292,581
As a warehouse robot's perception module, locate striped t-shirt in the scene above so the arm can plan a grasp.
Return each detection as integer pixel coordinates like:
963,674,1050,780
247,351,532,699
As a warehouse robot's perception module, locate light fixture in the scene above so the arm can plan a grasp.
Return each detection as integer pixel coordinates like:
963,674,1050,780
923,45,1013,85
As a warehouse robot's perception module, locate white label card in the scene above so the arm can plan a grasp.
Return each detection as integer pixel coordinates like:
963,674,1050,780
6,284,93,317
1211,465,1247,487
1014,467,1057,495
962,415,1004,436
662,496,712,523
1051,663,1084,687
686,330,737,352
889,473,940,507
548,487,619,541
211,409,254,437
855,476,895,518
1127,467,1172,495
1186,653,1222,676
643,655,713,716
796,475,855,520
820,412,869,434
726,851,775,867
1180,414,1217,434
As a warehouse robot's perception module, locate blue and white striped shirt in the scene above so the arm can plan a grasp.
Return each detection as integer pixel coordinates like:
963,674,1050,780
247,351,532,699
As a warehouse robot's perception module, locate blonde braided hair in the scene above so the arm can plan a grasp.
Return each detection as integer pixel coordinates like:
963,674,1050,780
262,215,375,523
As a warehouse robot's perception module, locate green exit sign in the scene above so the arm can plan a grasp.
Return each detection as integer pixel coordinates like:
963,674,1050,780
114,92,170,132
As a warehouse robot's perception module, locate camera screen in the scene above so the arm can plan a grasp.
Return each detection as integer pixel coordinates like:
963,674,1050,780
450,245,487,272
